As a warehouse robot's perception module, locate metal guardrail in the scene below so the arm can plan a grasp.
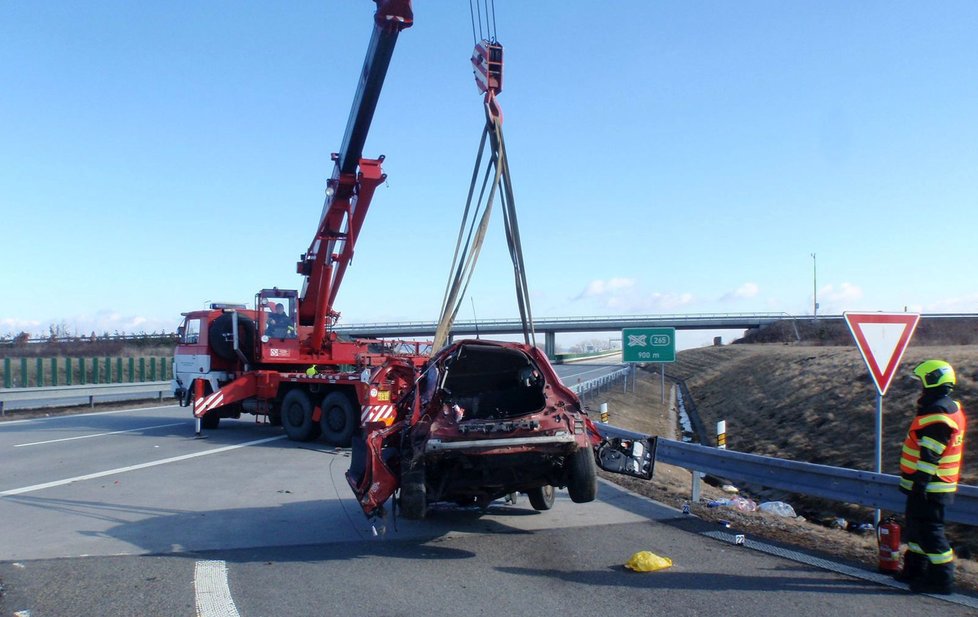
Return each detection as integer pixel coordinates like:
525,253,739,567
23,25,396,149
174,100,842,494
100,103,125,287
567,367,630,397
0,381,172,414
596,423,978,527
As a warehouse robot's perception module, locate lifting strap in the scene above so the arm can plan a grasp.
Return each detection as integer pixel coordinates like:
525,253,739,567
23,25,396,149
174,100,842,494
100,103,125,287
432,99,536,353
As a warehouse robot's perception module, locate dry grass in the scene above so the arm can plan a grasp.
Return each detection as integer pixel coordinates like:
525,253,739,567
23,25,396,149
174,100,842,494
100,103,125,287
594,346,978,593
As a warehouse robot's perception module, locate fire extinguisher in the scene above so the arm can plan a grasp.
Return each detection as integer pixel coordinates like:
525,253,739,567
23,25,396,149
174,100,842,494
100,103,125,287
877,517,902,574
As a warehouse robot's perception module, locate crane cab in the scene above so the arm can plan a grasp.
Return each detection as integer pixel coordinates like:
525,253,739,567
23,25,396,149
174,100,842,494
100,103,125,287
255,288,301,363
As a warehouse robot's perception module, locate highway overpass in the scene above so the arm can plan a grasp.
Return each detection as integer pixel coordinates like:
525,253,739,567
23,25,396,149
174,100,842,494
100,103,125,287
333,312,799,358
333,313,976,359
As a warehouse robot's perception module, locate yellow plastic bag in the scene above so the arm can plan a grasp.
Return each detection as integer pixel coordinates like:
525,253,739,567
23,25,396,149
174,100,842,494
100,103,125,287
624,551,673,572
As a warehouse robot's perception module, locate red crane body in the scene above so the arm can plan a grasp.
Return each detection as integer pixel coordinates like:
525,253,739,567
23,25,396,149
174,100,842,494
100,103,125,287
172,1,425,445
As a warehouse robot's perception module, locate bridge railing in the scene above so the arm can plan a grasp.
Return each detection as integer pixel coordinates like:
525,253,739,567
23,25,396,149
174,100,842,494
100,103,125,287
566,367,631,398
595,422,978,527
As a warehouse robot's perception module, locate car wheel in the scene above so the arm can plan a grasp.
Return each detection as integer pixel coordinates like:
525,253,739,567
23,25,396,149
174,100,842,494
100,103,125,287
281,389,317,442
319,391,357,446
400,466,427,520
567,446,597,503
527,485,556,511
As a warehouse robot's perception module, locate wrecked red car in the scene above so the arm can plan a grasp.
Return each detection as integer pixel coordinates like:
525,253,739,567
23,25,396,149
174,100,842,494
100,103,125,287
347,339,655,520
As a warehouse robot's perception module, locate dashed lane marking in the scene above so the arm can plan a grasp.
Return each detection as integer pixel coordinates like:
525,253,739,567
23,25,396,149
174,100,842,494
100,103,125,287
13,422,185,447
0,435,287,496
195,560,241,617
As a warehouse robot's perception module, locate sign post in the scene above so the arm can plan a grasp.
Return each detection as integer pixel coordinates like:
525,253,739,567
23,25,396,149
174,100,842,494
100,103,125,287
622,328,676,403
843,311,920,525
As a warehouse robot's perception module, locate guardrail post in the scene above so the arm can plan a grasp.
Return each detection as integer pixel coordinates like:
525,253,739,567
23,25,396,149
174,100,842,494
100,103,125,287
89,394,95,408
128,357,135,383
3,358,11,388
51,357,58,387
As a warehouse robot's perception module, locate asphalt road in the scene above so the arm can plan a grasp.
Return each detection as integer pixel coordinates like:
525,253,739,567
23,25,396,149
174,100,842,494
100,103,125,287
1,401,976,616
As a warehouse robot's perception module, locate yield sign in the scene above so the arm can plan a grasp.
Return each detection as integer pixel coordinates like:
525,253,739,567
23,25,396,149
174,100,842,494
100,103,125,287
844,312,920,395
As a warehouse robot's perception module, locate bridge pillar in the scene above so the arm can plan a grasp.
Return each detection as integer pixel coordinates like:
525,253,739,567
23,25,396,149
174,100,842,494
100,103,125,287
545,331,556,361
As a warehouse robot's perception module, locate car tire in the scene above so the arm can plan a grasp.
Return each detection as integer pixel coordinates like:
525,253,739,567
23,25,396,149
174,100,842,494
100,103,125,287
281,389,317,442
400,466,427,520
527,485,556,511
567,446,597,503
319,391,357,446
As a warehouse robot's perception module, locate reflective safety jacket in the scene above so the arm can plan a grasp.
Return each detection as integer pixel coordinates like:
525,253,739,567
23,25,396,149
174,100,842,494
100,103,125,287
900,400,966,495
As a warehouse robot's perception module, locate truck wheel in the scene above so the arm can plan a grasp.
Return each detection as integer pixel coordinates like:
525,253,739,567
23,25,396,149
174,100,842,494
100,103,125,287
201,411,220,430
400,466,427,520
566,446,597,503
281,390,317,442
267,408,282,426
527,485,556,511
319,391,357,446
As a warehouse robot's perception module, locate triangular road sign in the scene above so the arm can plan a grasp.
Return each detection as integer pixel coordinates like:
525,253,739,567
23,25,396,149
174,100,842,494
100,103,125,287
843,312,920,395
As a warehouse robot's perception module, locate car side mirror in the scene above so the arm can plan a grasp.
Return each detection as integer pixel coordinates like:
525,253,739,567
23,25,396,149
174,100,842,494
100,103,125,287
595,436,657,480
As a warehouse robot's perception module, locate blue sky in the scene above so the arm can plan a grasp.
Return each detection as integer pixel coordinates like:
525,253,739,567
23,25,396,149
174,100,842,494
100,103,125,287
2,1,977,350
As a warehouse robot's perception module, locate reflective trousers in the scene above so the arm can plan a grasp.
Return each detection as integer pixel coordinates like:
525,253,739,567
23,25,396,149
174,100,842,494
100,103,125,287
903,493,954,585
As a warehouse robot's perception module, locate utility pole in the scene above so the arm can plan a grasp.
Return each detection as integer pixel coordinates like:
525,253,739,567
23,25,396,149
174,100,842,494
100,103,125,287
811,253,818,320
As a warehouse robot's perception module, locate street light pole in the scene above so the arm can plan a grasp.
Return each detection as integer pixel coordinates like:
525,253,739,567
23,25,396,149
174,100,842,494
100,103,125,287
811,253,817,320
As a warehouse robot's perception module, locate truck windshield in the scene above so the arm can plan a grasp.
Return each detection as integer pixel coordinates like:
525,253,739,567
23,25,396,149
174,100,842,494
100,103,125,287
181,318,201,344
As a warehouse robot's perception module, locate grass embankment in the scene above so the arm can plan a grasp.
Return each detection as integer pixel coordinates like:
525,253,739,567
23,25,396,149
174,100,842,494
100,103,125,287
597,344,978,593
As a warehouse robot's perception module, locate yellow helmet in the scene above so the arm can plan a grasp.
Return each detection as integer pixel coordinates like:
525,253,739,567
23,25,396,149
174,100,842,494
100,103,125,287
913,360,955,389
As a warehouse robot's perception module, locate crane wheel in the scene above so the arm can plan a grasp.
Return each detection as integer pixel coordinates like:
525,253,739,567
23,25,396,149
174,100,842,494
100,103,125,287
201,411,221,430
281,389,318,442
319,391,357,447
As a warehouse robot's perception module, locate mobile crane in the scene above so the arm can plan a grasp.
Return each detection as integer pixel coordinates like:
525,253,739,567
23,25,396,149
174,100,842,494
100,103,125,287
171,1,426,446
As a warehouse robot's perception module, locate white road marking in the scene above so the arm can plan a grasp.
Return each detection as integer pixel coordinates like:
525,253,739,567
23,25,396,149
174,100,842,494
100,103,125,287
194,560,241,617
13,422,185,447
0,435,287,496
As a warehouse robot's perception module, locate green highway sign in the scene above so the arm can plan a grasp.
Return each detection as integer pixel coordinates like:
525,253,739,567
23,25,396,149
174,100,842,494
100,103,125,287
621,327,676,363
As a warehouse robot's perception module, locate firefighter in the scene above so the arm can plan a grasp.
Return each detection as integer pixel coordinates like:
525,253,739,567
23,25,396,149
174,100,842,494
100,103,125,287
896,360,967,594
